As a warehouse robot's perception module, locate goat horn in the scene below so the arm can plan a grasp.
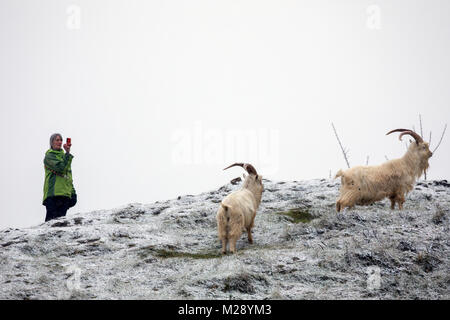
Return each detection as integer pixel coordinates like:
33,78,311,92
386,128,423,144
223,163,258,175
399,131,423,144
386,128,411,135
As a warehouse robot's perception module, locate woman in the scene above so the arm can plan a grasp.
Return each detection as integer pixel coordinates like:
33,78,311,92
43,133,77,222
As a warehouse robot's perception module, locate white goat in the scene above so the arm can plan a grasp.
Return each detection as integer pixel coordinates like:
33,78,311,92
335,129,433,212
216,163,264,254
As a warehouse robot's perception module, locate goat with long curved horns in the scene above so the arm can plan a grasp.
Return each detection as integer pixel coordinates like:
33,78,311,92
216,163,264,254
335,129,433,212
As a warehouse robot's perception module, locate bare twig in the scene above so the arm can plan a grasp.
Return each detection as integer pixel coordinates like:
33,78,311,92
432,124,447,154
419,114,427,180
426,131,431,179
366,155,369,166
332,123,350,169
419,114,424,138
413,114,446,180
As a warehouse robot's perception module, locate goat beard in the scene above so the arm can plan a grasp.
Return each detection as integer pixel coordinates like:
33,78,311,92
420,160,430,179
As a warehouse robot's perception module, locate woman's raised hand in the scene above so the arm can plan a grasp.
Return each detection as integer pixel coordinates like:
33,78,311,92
63,143,71,154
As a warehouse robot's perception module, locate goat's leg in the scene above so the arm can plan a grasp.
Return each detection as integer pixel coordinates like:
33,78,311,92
221,238,227,254
247,213,255,243
336,200,342,212
229,236,239,254
389,195,396,210
246,228,253,244
397,194,405,210
389,192,405,210
337,192,358,213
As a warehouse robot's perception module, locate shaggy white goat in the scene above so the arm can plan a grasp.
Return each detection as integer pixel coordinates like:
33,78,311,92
216,163,264,254
335,129,433,212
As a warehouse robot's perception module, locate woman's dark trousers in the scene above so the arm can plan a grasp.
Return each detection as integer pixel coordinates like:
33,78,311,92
44,194,77,222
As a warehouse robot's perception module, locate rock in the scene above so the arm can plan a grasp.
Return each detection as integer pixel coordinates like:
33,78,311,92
1,239,28,247
51,220,70,227
149,206,169,215
230,177,242,185
397,241,416,252
433,180,450,187
223,273,268,294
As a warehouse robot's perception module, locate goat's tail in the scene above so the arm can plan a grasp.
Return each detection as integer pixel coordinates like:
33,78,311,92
217,203,233,241
221,203,232,240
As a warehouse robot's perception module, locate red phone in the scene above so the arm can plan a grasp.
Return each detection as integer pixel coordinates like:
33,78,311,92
67,138,71,145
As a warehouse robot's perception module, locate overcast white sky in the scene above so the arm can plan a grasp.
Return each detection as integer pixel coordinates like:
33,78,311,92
1,0,449,230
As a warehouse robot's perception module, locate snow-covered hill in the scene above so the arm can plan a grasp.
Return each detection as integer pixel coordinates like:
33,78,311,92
0,179,448,299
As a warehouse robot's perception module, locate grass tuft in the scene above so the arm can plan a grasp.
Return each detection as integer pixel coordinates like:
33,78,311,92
138,246,221,260
275,208,315,223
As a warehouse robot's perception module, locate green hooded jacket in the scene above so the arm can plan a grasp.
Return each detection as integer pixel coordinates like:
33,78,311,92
43,149,76,204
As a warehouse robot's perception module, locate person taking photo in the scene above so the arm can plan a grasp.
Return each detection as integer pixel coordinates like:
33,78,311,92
43,133,77,222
